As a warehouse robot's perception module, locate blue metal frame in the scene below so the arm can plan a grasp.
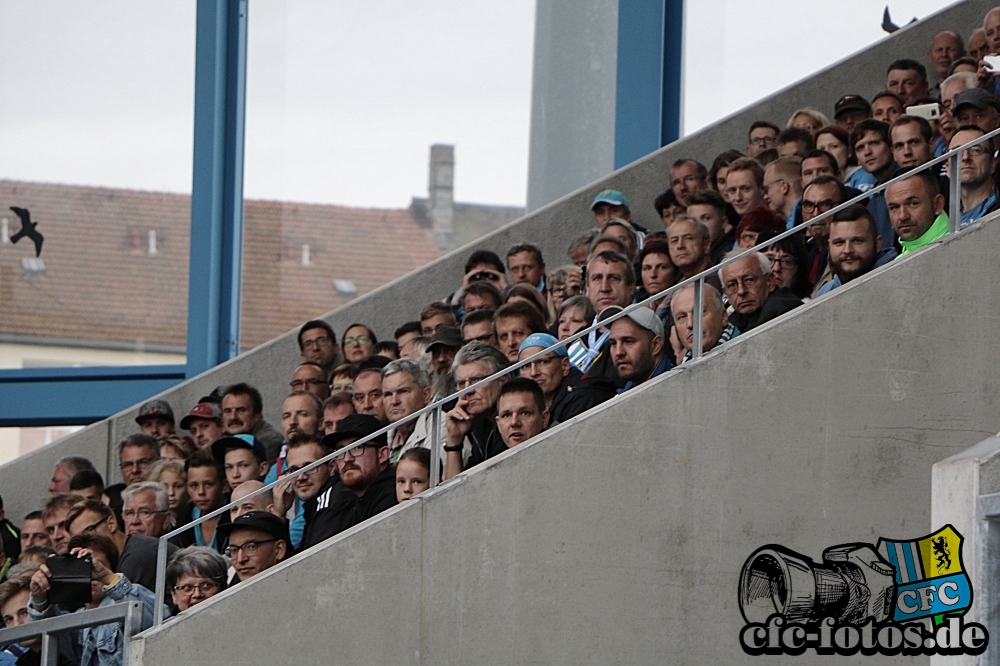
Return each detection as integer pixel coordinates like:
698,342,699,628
0,0,248,427
614,0,685,169
0,365,188,427
186,0,249,378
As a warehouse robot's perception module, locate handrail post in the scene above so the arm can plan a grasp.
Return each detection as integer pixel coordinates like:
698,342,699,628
430,405,442,488
692,276,704,360
949,151,961,234
153,536,168,627
40,632,57,666
122,600,143,664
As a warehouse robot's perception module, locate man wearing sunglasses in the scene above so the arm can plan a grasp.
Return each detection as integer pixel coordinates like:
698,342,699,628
217,511,290,583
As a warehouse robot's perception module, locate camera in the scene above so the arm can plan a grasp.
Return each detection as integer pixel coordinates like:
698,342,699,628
46,554,93,606
469,271,499,283
739,543,895,625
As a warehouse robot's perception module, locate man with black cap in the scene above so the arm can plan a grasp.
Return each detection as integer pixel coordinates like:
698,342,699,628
602,305,673,392
135,400,175,439
218,510,290,582
427,326,462,400
180,401,224,450
834,94,872,135
212,434,269,492
952,88,1000,135
307,415,396,545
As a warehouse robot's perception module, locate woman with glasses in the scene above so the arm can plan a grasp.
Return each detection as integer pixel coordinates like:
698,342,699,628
340,323,378,362
756,230,813,300
166,546,228,613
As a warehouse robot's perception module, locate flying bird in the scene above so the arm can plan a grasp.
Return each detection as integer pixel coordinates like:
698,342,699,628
9,206,44,257
882,6,917,34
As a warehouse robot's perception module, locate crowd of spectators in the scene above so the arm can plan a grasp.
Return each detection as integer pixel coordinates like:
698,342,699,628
3,12,1000,664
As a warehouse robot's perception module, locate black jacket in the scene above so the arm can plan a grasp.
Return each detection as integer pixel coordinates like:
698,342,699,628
464,411,508,470
299,467,397,549
728,287,802,333
548,371,617,426
298,476,354,551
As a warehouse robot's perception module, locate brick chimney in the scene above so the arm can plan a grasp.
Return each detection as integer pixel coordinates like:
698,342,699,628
428,144,455,235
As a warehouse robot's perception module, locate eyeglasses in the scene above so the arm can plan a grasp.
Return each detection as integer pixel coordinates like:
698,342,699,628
722,275,763,295
963,145,991,157
749,135,777,146
290,378,326,390
122,508,167,520
224,539,276,557
172,581,220,595
80,519,106,533
302,336,331,348
344,335,370,346
120,458,155,470
455,375,489,390
762,179,785,193
766,256,796,269
800,198,839,214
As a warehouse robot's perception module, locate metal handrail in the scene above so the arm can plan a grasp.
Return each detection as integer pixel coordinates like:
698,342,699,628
0,600,143,666
152,125,1000,625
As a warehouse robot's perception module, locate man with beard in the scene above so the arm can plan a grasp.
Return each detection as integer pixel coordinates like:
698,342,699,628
886,170,949,256
302,415,397,542
818,205,897,296
602,306,672,392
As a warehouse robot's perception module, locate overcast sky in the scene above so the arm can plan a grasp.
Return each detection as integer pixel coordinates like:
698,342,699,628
0,0,970,209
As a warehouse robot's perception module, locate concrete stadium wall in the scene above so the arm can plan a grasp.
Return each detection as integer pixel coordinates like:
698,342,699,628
131,213,1000,664
0,0,986,522
931,436,1000,666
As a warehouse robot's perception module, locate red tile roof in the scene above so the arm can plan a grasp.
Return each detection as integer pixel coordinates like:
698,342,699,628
0,180,441,351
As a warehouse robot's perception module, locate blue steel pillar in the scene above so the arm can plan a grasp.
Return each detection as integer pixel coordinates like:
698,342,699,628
185,0,249,378
614,0,684,169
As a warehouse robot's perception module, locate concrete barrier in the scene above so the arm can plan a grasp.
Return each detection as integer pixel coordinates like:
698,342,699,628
130,211,1000,664
0,0,987,523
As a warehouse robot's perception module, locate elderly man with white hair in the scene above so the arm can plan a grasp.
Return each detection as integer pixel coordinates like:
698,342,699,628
719,251,803,333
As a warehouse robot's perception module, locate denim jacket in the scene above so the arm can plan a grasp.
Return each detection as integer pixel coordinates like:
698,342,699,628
29,574,167,666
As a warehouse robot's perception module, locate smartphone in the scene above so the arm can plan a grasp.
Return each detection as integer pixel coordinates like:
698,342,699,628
46,554,93,606
906,103,940,121
984,54,1000,74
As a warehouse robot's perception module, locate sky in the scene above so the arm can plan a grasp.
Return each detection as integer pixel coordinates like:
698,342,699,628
0,0,971,209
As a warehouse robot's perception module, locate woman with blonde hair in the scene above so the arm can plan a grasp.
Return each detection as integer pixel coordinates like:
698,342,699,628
786,108,830,133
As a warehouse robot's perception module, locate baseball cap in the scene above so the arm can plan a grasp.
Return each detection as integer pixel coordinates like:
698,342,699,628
591,189,630,211
135,400,175,425
216,510,290,547
426,326,463,352
321,414,388,451
834,95,871,118
180,402,222,430
598,305,665,339
518,333,569,358
953,88,1000,113
211,434,267,464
